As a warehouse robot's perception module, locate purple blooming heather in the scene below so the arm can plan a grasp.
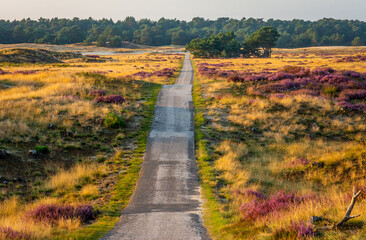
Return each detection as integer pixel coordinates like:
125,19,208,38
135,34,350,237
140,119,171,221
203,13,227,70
338,80,366,90
233,189,266,199
85,55,100,58
0,227,33,240
89,90,106,96
339,89,366,100
25,204,97,224
245,190,266,199
293,77,317,87
337,101,366,111
73,205,97,223
336,55,366,63
240,191,316,221
343,70,361,78
154,68,176,78
320,74,350,85
280,66,310,77
310,67,336,76
227,75,244,83
291,220,315,238
95,95,125,104
13,70,38,75
258,79,299,93
130,68,176,79
267,72,295,81
244,73,267,81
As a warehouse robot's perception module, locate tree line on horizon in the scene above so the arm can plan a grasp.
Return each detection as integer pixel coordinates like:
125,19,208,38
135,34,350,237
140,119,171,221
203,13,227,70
0,17,365,48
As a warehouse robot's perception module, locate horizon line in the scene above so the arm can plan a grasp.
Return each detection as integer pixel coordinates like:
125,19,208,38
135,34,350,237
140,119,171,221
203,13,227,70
1,16,365,22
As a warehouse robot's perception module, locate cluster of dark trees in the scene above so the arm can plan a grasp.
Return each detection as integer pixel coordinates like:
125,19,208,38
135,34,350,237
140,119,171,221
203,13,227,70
0,17,365,48
186,26,280,58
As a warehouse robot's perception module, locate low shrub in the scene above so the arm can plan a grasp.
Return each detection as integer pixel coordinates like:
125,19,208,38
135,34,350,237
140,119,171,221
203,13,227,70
323,85,338,96
267,72,295,81
104,112,125,129
291,220,315,238
35,145,49,154
337,101,366,111
338,89,366,100
273,221,315,240
25,204,97,224
95,95,125,104
0,227,33,240
336,55,366,63
240,191,316,221
343,70,361,78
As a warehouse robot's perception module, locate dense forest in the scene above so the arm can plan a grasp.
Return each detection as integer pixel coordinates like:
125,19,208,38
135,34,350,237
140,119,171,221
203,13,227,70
0,17,365,48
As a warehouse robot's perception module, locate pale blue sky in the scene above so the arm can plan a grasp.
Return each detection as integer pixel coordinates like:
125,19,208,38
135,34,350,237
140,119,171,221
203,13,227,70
1,0,365,21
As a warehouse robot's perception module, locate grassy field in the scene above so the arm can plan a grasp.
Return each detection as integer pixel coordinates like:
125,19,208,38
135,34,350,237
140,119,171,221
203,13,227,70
192,46,366,240
0,43,185,54
0,48,184,239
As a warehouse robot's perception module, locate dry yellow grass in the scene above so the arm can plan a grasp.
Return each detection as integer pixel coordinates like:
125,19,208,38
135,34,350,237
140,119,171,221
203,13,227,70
46,163,103,190
0,53,183,140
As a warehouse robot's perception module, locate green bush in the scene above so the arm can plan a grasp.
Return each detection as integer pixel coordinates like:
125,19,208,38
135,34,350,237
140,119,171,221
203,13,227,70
323,85,338,97
104,112,125,129
35,145,50,154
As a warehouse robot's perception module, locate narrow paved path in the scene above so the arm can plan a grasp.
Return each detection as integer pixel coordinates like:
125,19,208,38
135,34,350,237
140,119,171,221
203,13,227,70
102,54,210,240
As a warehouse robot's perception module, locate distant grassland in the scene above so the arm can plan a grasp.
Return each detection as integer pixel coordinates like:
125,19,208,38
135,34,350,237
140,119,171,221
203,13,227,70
192,47,366,239
0,49,184,239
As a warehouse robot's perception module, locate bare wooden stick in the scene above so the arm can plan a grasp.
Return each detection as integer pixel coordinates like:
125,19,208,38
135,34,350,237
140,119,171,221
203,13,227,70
335,187,361,228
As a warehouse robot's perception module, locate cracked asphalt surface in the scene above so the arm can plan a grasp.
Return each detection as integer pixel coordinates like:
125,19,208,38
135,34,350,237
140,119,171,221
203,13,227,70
101,54,210,240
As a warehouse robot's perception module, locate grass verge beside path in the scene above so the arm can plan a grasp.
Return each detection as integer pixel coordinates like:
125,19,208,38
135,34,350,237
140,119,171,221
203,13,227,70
192,61,232,240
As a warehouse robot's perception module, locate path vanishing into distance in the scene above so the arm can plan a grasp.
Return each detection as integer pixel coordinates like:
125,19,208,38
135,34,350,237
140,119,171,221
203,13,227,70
102,54,210,240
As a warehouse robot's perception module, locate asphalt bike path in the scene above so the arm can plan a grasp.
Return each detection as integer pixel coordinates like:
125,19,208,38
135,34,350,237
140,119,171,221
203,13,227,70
102,54,210,240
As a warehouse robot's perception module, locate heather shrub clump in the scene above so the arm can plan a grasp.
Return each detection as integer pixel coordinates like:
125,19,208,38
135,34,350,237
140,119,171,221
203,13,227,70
13,70,38,75
243,189,265,199
267,72,295,81
94,95,125,104
338,89,366,100
273,221,315,240
25,204,97,225
291,221,315,238
129,67,177,79
337,101,366,111
336,55,366,63
0,227,33,240
240,191,316,221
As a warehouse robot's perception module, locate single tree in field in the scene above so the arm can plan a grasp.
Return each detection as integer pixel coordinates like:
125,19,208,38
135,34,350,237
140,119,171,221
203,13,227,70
186,31,241,58
246,26,280,57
